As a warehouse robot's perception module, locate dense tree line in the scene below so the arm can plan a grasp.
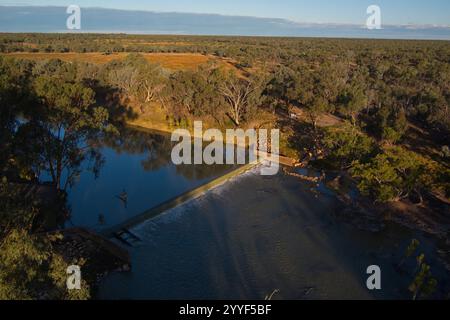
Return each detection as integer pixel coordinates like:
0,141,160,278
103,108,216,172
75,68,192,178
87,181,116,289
0,55,105,299
2,34,448,132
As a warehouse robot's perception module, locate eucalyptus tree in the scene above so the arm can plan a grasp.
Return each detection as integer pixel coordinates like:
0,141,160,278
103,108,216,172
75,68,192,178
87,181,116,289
219,71,266,126
337,67,369,125
100,53,167,111
350,147,436,203
165,66,225,123
265,65,299,115
19,75,117,191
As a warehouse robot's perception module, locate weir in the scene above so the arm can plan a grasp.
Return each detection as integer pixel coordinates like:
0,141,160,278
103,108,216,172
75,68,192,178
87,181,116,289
101,144,297,239
101,162,258,238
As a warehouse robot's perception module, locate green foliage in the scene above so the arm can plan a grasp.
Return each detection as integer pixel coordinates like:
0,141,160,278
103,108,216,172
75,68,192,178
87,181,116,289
3,34,449,134
0,56,35,172
409,261,437,300
264,65,299,114
166,67,225,121
0,177,86,300
306,96,331,129
397,238,421,269
29,76,116,190
396,239,437,300
337,85,367,124
0,178,37,239
0,57,119,300
219,71,266,126
351,147,436,203
337,66,369,122
372,105,408,143
0,229,90,300
101,53,166,107
322,125,378,169
406,239,420,259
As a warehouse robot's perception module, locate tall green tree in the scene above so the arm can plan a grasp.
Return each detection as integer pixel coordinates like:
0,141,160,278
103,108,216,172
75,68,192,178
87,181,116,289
219,71,266,126
21,76,116,191
322,125,377,169
351,147,436,203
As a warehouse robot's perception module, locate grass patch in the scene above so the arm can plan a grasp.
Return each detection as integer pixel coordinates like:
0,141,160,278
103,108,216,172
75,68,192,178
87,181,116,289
2,52,235,71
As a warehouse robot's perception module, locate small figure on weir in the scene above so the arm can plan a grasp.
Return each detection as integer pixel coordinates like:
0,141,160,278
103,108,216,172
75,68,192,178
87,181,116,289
115,189,128,209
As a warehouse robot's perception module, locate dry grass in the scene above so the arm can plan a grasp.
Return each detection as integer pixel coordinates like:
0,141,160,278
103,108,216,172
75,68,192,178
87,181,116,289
123,41,191,47
127,103,172,133
2,52,235,71
143,53,212,70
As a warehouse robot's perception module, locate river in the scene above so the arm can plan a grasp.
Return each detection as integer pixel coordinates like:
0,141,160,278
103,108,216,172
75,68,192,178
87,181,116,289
64,126,449,299
66,127,236,229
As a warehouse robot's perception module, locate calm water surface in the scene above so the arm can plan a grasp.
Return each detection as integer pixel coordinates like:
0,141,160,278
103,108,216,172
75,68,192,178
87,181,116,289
66,127,236,230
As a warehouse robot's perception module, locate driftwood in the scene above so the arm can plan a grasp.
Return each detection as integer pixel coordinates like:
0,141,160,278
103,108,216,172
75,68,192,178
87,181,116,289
284,168,324,183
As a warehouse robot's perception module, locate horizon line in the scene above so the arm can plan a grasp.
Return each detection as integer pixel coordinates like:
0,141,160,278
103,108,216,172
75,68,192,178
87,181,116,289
1,4,449,29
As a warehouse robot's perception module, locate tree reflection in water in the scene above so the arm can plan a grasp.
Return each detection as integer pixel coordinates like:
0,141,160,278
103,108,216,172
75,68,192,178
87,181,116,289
99,126,237,181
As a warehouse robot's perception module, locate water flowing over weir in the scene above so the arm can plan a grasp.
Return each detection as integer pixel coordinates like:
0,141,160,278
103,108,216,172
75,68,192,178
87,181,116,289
100,154,293,237
98,166,449,300
59,126,448,300
100,162,258,238
66,125,285,233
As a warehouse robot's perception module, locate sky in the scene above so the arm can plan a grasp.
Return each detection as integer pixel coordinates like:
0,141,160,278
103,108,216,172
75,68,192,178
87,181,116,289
0,0,449,26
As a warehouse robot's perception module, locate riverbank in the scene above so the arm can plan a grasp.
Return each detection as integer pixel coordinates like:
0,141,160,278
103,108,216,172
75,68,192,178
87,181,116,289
46,227,131,298
280,165,450,287
322,170,450,280
126,119,298,167
125,104,300,160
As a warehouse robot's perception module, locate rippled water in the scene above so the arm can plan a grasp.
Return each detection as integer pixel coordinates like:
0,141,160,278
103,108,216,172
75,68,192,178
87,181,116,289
98,166,449,300
56,126,448,299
